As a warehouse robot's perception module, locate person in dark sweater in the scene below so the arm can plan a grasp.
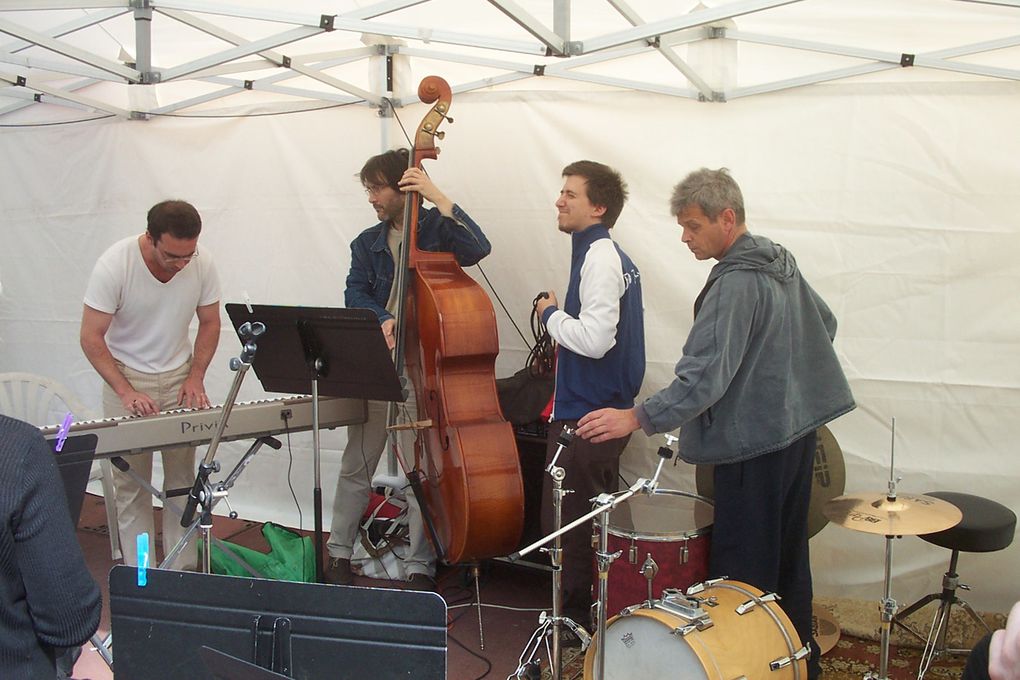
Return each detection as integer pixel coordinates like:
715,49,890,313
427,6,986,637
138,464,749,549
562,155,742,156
1,414,102,680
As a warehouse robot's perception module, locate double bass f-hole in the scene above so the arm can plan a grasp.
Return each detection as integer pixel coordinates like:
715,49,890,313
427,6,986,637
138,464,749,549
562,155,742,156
428,390,450,451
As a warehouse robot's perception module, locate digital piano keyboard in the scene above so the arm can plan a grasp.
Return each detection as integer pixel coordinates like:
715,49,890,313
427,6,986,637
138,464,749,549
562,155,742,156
39,396,366,458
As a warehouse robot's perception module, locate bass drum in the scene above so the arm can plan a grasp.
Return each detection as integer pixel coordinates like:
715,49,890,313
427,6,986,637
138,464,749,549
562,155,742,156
584,580,808,680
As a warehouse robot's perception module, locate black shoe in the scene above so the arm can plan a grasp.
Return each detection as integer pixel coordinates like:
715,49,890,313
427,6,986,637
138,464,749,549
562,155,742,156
324,557,353,585
407,573,436,591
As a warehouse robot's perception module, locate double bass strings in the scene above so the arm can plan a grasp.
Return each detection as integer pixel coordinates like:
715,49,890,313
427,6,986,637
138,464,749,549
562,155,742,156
388,100,536,355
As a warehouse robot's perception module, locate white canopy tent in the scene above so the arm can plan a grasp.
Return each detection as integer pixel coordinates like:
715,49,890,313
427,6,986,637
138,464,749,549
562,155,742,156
1,0,1018,615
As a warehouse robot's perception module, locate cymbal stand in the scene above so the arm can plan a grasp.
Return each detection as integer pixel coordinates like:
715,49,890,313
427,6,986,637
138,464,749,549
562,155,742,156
867,417,902,680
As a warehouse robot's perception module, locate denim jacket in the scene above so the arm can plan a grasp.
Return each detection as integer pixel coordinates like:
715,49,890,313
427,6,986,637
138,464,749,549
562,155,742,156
345,204,491,322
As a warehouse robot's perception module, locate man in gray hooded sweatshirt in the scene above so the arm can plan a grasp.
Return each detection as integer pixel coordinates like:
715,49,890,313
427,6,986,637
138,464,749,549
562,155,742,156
577,167,854,680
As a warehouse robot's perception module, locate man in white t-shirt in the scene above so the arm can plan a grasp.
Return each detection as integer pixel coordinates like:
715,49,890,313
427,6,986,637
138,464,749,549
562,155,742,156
80,200,221,570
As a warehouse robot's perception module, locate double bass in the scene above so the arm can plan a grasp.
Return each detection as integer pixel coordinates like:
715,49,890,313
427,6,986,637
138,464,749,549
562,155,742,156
388,76,524,564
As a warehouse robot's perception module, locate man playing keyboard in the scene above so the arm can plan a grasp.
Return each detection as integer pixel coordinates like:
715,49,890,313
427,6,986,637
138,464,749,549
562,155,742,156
80,199,221,571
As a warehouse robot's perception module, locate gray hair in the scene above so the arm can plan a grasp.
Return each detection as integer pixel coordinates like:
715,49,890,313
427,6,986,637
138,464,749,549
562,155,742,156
669,167,745,225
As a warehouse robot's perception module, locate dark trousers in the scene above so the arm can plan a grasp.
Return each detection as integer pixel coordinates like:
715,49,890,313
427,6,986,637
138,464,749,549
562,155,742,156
962,631,992,680
542,420,630,630
710,431,820,680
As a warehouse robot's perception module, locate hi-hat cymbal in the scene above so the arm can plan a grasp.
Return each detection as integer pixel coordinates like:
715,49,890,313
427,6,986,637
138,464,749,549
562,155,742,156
823,492,962,536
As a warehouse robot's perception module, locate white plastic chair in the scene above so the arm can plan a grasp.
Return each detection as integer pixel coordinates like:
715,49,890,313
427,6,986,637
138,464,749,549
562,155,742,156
0,372,121,559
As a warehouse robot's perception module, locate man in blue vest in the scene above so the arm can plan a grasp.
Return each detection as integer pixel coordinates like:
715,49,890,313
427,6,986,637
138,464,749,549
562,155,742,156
536,160,645,636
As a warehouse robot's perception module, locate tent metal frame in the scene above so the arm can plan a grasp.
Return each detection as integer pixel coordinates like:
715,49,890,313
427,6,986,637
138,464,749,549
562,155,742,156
1,0,1018,119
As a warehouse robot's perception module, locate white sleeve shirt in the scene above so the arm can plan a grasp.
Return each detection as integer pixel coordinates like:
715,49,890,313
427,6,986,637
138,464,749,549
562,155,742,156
545,239,625,360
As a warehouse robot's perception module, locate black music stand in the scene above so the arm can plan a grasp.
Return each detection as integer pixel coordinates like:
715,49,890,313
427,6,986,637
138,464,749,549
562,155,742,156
110,566,446,679
51,433,99,527
225,304,404,582
200,646,290,680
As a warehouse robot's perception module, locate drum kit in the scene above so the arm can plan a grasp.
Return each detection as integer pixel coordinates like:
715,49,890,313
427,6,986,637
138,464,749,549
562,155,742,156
509,419,962,680
511,430,809,680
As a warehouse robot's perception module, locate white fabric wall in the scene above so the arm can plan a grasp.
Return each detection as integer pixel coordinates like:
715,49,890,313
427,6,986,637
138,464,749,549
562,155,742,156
2,80,1018,613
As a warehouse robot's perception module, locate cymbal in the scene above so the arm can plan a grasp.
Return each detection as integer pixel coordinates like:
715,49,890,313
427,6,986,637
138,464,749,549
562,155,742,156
812,604,841,656
823,492,962,536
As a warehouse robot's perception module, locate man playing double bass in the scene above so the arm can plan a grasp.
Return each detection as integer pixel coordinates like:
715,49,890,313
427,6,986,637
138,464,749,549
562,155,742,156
325,148,492,590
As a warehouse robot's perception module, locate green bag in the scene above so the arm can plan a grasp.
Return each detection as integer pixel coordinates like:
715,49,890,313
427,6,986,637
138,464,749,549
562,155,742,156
205,522,315,583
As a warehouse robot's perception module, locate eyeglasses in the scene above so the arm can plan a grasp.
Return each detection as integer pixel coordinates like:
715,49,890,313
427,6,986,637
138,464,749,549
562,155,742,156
156,246,199,263
364,183,389,196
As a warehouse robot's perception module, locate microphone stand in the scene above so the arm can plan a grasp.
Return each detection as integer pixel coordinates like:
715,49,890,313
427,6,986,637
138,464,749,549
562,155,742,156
87,322,270,673
179,320,264,573
546,426,583,679
508,426,588,680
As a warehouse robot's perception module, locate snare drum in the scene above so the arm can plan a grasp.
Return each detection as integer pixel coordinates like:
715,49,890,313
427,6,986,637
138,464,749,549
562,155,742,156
584,580,809,680
594,489,713,616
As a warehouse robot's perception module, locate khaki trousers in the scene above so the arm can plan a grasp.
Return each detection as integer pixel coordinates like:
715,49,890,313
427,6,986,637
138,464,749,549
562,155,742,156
103,360,198,570
327,399,436,578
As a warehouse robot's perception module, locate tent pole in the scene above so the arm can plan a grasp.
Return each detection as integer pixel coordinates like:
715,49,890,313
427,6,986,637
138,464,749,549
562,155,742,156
134,4,153,81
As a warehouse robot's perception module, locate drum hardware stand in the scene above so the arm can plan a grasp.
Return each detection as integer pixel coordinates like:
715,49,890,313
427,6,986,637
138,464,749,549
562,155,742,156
592,434,676,680
640,553,659,606
509,432,677,680
892,553,990,680
506,426,588,680
867,417,901,680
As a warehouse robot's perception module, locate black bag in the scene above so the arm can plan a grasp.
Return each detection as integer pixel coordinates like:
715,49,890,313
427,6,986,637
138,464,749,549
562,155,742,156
496,366,554,425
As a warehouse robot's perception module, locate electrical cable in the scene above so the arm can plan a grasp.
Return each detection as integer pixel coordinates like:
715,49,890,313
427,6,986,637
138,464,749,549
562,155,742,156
527,293,555,376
